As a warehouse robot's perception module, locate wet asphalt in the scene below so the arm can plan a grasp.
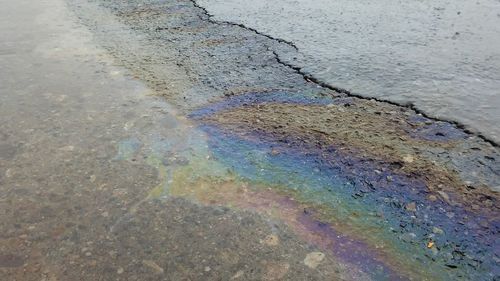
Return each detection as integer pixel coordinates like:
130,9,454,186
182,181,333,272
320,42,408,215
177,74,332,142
198,0,500,142
0,0,499,280
0,0,343,280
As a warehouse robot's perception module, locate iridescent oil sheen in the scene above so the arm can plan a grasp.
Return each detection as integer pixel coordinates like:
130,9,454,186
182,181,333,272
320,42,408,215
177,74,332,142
118,90,498,280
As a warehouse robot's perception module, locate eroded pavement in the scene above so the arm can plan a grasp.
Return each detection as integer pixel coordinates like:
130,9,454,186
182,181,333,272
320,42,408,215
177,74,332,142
0,0,499,280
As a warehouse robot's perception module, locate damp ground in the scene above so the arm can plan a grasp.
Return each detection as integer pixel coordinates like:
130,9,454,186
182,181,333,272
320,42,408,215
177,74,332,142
1,0,499,280
0,0,345,280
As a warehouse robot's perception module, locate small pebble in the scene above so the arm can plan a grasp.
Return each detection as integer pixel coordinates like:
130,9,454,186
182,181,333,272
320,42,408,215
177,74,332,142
262,234,280,246
231,270,244,279
304,252,325,269
403,155,414,163
432,227,444,235
59,145,75,151
142,260,164,274
405,202,417,212
437,191,450,203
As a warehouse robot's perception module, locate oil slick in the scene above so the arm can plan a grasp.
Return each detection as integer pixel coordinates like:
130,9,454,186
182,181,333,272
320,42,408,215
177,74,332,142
112,90,498,280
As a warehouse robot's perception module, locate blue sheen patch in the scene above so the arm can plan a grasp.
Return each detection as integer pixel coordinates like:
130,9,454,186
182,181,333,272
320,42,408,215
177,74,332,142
199,124,498,280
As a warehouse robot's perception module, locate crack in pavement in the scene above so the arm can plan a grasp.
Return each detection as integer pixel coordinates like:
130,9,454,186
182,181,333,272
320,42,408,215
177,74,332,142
190,0,498,147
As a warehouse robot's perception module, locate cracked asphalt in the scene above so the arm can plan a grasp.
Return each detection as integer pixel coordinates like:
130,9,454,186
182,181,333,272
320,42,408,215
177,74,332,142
1,0,499,280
